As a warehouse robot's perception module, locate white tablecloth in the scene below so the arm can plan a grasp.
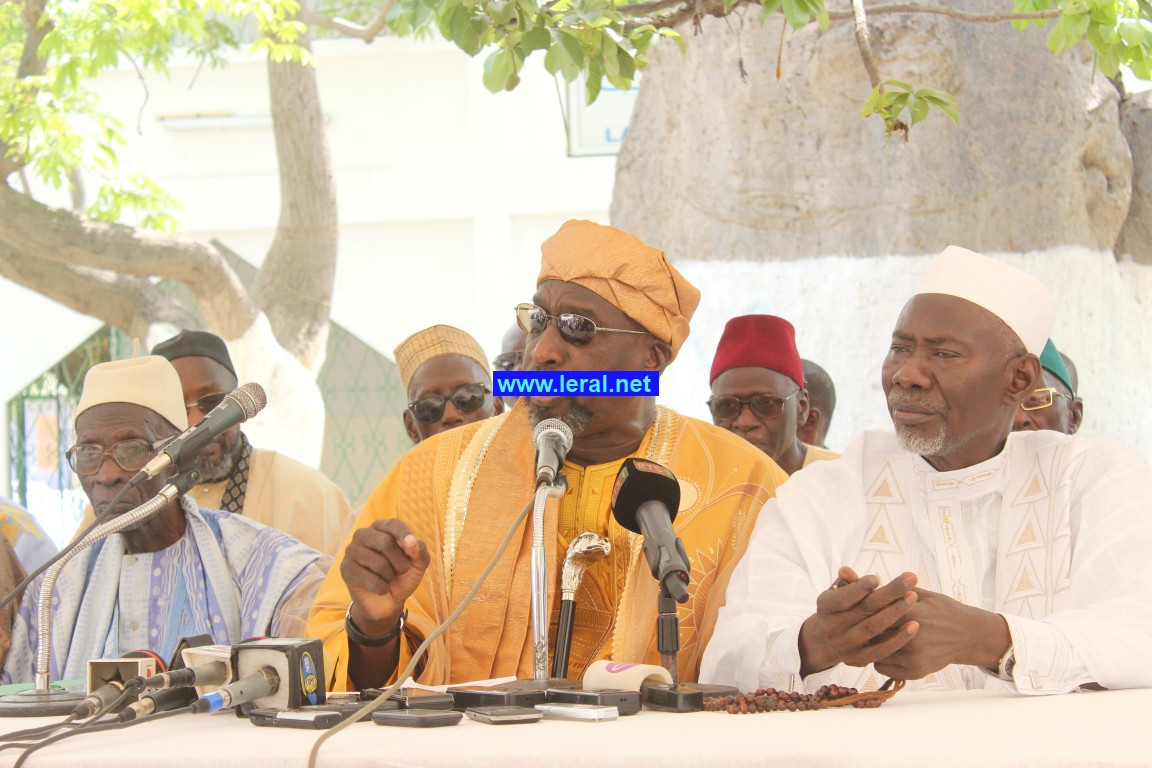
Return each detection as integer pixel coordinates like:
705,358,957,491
0,688,1147,767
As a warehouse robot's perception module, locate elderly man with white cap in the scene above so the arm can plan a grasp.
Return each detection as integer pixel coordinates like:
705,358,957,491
2,356,323,684
701,246,1152,695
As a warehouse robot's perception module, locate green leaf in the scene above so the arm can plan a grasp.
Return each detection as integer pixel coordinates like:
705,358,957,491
601,36,620,79
907,93,930,125
657,27,687,53
780,0,811,29
1047,13,1091,53
482,48,514,91
488,0,516,26
522,23,550,52
585,59,603,104
557,30,586,68
459,19,486,55
1096,44,1121,76
616,45,635,81
445,3,470,42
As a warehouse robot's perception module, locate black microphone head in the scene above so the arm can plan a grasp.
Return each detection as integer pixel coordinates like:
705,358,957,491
610,458,680,534
532,418,573,451
226,382,267,420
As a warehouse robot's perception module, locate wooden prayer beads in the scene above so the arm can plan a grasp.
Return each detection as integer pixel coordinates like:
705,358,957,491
702,679,905,714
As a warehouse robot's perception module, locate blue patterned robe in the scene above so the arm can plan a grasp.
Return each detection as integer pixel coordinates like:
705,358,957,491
2,498,320,683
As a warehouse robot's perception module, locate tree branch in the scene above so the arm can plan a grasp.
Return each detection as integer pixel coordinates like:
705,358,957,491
0,184,257,338
619,0,687,15
0,243,200,338
254,31,338,372
299,0,399,42
851,0,882,90
624,0,1062,29
825,4,1061,23
1,0,52,179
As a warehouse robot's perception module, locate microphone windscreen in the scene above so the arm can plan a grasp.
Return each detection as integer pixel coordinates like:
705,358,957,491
610,458,680,534
532,418,573,451
229,382,267,420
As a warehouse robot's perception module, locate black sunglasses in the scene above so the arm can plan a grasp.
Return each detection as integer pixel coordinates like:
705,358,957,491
186,392,227,416
492,351,523,372
515,303,650,346
707,391,798,422
408,383,491,424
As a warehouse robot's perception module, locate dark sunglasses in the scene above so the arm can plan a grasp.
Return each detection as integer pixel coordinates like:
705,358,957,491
707,390,799,422
515,303,651,346
408,383,491,424
66,438,171,476
492,351,523,372
186,392,227,416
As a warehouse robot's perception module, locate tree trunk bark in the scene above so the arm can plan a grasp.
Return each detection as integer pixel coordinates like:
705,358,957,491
254,32,339,375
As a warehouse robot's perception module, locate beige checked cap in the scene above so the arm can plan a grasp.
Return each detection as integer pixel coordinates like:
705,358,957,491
394,325,491,392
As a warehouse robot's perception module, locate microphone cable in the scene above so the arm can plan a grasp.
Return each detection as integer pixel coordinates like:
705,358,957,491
0,481,134,611
307,493,537,768
0,672,148,750
9,703,197,768
0,462,201,611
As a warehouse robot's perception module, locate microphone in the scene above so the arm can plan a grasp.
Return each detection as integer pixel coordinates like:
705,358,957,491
140,661,230,692
74,649,168,717
610,458,691,603
71,681,125,719
533,418,573,487
118,687,199,721
191,668,279,714
132,383,267,482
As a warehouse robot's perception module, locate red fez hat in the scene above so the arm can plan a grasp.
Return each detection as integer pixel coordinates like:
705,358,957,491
710,315,805,386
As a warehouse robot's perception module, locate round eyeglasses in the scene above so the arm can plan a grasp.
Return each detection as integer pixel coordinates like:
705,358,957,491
66,438,171,476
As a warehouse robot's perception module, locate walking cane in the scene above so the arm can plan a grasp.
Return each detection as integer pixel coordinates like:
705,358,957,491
551,532,611,679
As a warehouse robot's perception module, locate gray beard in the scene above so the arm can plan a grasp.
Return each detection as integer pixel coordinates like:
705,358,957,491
527,401,594,436
894,423,949,457
195,450,238,483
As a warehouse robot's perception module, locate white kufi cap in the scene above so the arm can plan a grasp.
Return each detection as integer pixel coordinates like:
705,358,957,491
75,356,189,431
913,246,1056,356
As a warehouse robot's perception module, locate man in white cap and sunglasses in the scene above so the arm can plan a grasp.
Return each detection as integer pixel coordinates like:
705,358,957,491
3,356,324,683
393,324,503,444
308,220,785,690
702,246,1152,695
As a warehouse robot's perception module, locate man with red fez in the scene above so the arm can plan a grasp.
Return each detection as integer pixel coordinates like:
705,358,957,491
703,247,1152,695
308,220,785,689
709,315,839,475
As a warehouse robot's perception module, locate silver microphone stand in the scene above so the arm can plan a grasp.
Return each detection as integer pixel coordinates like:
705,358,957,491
530,477,567,681
0,469,199,716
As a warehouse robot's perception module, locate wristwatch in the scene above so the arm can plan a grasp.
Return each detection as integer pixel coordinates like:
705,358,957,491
345,604,407,648
994,645,1016,681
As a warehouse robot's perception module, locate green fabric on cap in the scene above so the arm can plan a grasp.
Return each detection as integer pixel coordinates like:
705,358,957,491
1040,339,1074,397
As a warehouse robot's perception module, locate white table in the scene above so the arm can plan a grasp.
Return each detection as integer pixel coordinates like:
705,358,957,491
0,688,1147,767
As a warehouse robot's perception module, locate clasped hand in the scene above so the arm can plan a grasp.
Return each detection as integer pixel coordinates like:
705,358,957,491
799,566,1008,680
